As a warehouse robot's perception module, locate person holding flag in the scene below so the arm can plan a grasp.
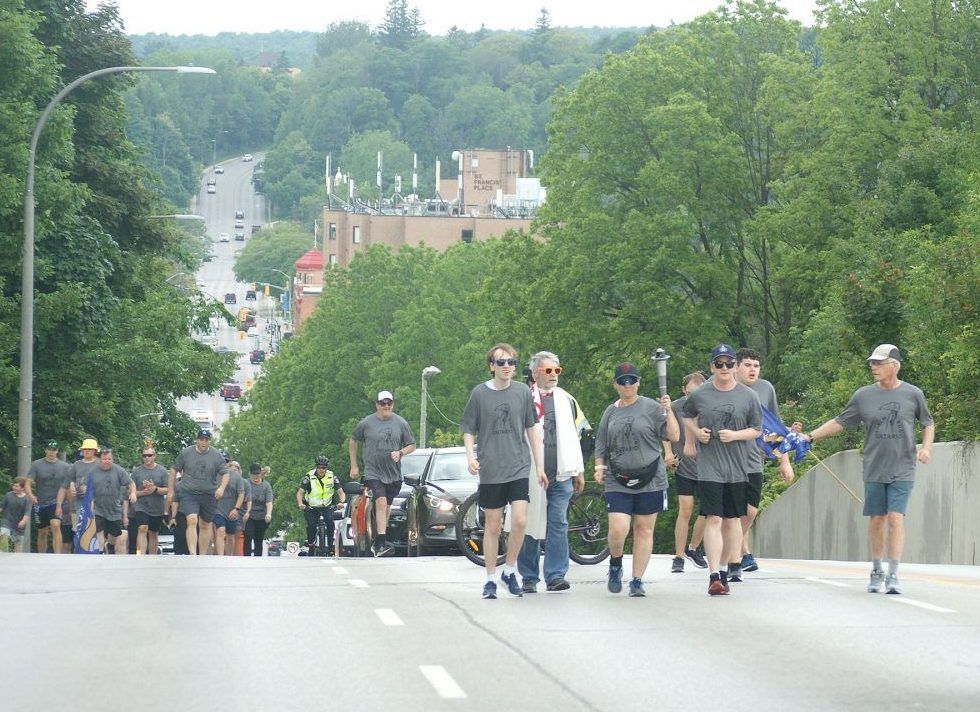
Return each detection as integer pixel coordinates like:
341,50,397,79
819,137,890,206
68,439,102,554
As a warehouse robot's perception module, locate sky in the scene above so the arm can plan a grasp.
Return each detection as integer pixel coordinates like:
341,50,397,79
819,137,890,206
85,0,820,37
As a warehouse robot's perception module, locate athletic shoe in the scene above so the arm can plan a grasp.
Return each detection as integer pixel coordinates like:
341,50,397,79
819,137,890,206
867,569,886,593
685,546,708,569
885,573,902,595
482,581,497,599
607,565,623,594
501,572,524,597
671,556,685,573
546,578,571,592
522,580,538,594
374,544,394,557
628,578,646,597
728,569,743,583
708,579,728,596
741,553,759,572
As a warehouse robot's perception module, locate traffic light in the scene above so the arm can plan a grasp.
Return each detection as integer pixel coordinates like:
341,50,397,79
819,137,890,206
264,284,270,296
238,330,245,340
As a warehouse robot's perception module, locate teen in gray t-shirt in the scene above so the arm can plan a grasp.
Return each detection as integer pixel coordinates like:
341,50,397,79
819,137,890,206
683,382,762,484
670,396,698,480
92,465,134,521
217,473,245,518
351,413,416,483
68,459,100,517
460,381,537,485
595,396,668,494
27,458,70,505
744,378,779,473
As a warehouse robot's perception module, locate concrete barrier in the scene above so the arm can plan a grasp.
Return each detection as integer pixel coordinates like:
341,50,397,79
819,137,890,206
752,441,979,565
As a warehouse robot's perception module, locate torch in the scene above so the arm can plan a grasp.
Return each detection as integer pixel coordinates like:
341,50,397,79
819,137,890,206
652,348,671,397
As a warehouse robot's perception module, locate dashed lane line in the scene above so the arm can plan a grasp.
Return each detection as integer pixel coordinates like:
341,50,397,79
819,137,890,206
349,578,369,588
375,608,404,626
420,665,466,699
890,597,955,614
805,577,852,588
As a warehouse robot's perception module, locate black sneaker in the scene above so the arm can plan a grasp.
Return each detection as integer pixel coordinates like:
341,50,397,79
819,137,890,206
685,546,708,569
728,566,743,583
546,578,571,592
522,580,538,594
671,556,685,573
501,571,523,597
374,544,394,557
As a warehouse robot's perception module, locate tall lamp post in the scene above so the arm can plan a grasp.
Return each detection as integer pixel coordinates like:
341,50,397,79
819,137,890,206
270,268,292,320
420,366,441,448
18,65,216,476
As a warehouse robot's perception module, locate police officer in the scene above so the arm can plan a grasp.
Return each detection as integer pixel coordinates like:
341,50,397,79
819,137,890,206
297,456,345,555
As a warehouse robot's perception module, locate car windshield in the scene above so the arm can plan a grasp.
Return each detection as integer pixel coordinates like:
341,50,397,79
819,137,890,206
429,451,470,481
400,452,429,479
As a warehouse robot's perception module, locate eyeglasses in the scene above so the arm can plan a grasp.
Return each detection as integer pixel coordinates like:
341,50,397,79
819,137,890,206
712,360,736,369
142,453,155,458
377,399,394,406
615,376,639,386
541,366,563,376
493,358,518,367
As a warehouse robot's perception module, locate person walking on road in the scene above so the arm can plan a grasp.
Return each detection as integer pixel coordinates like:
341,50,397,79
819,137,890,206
131,446,169,555
461,343,548,599
67,439,102,552
664,372,709,573
92,449,136,555
214,461,245,556
594,362,680,597
517,351,589,593
802,344,934,595
682,345,762,596
0,478,31,552
244,464,273,556
168,429,229,555
298,456,345,555
349,390,416,557
25,440,71,554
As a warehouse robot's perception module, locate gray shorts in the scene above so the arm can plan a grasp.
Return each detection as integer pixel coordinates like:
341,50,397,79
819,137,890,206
0,526,24,544
179,490,218,523
863,481,913,516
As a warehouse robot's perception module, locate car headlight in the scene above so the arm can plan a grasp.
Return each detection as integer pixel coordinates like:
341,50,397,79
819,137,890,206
426,495,455,512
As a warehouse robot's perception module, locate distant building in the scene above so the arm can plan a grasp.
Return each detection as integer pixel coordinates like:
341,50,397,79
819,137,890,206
292,248,324,330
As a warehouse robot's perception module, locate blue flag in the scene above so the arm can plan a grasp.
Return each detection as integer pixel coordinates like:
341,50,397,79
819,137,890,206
73,473,100,554
758,406,811,463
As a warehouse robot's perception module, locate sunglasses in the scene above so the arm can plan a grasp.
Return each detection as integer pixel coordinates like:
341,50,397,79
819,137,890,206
616,376,639,386
493,358,518,367
142,453,155,458
377,399,394,406
541,366,562,376
713,360,736,369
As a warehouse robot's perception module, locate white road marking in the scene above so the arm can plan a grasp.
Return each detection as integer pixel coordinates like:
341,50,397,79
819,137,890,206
420,665,467,699
805,577,852,588
890,597,955,614
349,578,369,588
375,608,404,626
332,567,348,575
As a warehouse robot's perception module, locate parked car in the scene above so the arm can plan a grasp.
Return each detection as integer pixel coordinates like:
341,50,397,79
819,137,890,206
405,447,476,556
267,539,281,556
381,449,433,551
220,381,242,400
246,326,259,338
219,232,229,242
235,209,244,219
251,224,262,234
234,219,245,229
206,184,216,194
249,349,265,364
234,231,245,241
224,292,237,304
206,176,216,186
213,345,231,355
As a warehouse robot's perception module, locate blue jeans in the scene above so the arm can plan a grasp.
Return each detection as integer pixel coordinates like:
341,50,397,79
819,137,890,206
518,478,575,584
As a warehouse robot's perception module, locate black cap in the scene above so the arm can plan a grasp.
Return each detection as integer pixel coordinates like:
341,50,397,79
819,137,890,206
197,429,212,440
613,362,639,381
249,463,262,474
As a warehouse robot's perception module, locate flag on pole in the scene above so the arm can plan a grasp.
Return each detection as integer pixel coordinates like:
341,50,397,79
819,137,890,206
758,406,811,463
73,473,100,554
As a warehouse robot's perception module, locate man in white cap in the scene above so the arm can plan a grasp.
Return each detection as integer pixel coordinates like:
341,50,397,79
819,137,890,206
349,389,416,556
803,344,934,594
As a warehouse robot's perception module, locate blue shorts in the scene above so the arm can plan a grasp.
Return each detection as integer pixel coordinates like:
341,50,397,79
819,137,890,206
604,490,667,516
863,481,913,516
213,513,240,534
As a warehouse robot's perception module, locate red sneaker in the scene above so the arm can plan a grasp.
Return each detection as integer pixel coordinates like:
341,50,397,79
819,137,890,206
708,579,729,596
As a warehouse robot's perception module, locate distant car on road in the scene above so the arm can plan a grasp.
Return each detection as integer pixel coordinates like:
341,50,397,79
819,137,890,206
224,292,237,304
220,382,242,401
235,209,245,219
206,176,216,186
202,253,213,262
190,409,214,429
245,289,256,301
246,326,259,338
213,345,231,355
405,447,476,556
214,166,225,174
219,232,229,242
234,231,245,241
242,154,254,162
234,219,245,229
206,184,216,194
249,349,265,364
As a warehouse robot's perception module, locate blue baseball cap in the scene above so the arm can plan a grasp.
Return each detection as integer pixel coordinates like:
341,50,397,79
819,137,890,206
711,344,736,361
196,429,212,439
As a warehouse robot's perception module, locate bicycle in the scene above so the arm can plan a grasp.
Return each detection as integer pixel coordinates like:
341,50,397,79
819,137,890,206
308,507,334,557
455,488,610,567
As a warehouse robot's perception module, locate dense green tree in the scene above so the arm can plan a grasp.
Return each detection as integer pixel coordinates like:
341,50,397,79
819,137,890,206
233,222,314,287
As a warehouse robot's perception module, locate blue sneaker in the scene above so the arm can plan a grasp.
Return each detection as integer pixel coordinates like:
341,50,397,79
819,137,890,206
607,565,623,593
628,578,646,597
482,581,497,599
500,571,523,597
741,553,759,572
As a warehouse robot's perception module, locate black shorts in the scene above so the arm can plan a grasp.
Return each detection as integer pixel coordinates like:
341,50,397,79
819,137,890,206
478,478,530,510
179,490,218,523
698,481,747,519
365,479,401,503
37,503,61,528
61,520,73,543
604,489,668,516
746,472,763,509
675,474,698,497
133,511,164,533
95,516,123,537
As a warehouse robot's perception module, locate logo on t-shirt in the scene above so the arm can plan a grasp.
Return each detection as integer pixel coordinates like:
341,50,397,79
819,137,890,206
873,402,903,439
373,427,396,455
613,416,640,455
712,404,735,430
493,403,514,435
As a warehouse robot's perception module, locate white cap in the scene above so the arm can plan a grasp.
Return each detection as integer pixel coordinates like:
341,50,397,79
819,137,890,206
867,344,902,362
377,390,394,401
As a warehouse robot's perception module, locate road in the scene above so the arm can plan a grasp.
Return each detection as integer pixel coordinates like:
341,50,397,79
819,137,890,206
2,554,977,710
178,153,271,432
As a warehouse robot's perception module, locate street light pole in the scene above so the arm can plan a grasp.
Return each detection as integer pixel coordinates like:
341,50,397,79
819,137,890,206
420,366,440,448
270,268,292,319
18,65,216,477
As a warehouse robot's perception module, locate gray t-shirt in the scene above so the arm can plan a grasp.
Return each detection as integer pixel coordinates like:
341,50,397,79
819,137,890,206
91,464,134,521
542,394,558,482
671,395,698,481
240,478,252,516
27,458,70,505
595,396,668,494
745,378,779,473
460,381,536,485
132,464,169,516
835,382,934,483
217,473,245,518
172,445,228,495
248,480,273,520
1,493,29,530
683,382,762,484
68,459,100,515
352,413,416,483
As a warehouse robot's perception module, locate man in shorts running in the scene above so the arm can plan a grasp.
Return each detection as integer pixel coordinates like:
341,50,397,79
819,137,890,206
168,429,229,555
26,440,70,553
132,446,169,555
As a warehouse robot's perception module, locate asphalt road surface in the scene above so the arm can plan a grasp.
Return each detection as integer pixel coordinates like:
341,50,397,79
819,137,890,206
2,554,977,710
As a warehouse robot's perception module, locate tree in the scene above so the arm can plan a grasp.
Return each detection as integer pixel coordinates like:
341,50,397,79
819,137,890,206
233,222,314,287
338,130,414,201
377,0,425,50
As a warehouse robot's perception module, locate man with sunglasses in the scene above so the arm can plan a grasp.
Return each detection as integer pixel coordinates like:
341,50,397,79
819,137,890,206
349,390,416,557
131,447,169,555
802,344,933,595
461,343,547,599
683,345,762,596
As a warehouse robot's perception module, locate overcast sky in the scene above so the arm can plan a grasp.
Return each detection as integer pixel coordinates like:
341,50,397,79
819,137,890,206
85,0,819,36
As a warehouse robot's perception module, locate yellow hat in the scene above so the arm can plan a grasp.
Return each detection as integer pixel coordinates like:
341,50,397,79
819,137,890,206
80,438,99,451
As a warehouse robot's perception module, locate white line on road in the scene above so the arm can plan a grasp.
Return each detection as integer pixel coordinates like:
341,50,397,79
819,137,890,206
332,567,348,575
349,578,369,588
375,608,404,626
890,597,955,614
805,577,852,588
420,665,467,699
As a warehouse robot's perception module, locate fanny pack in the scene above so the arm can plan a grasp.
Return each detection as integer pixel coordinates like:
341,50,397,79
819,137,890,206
611,459,660,490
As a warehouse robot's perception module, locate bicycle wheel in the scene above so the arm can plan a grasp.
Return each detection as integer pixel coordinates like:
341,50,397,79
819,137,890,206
455,491,506,567
567,491,610,565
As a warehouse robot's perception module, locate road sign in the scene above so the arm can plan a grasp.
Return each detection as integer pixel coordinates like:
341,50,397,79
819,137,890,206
286,541,299,555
